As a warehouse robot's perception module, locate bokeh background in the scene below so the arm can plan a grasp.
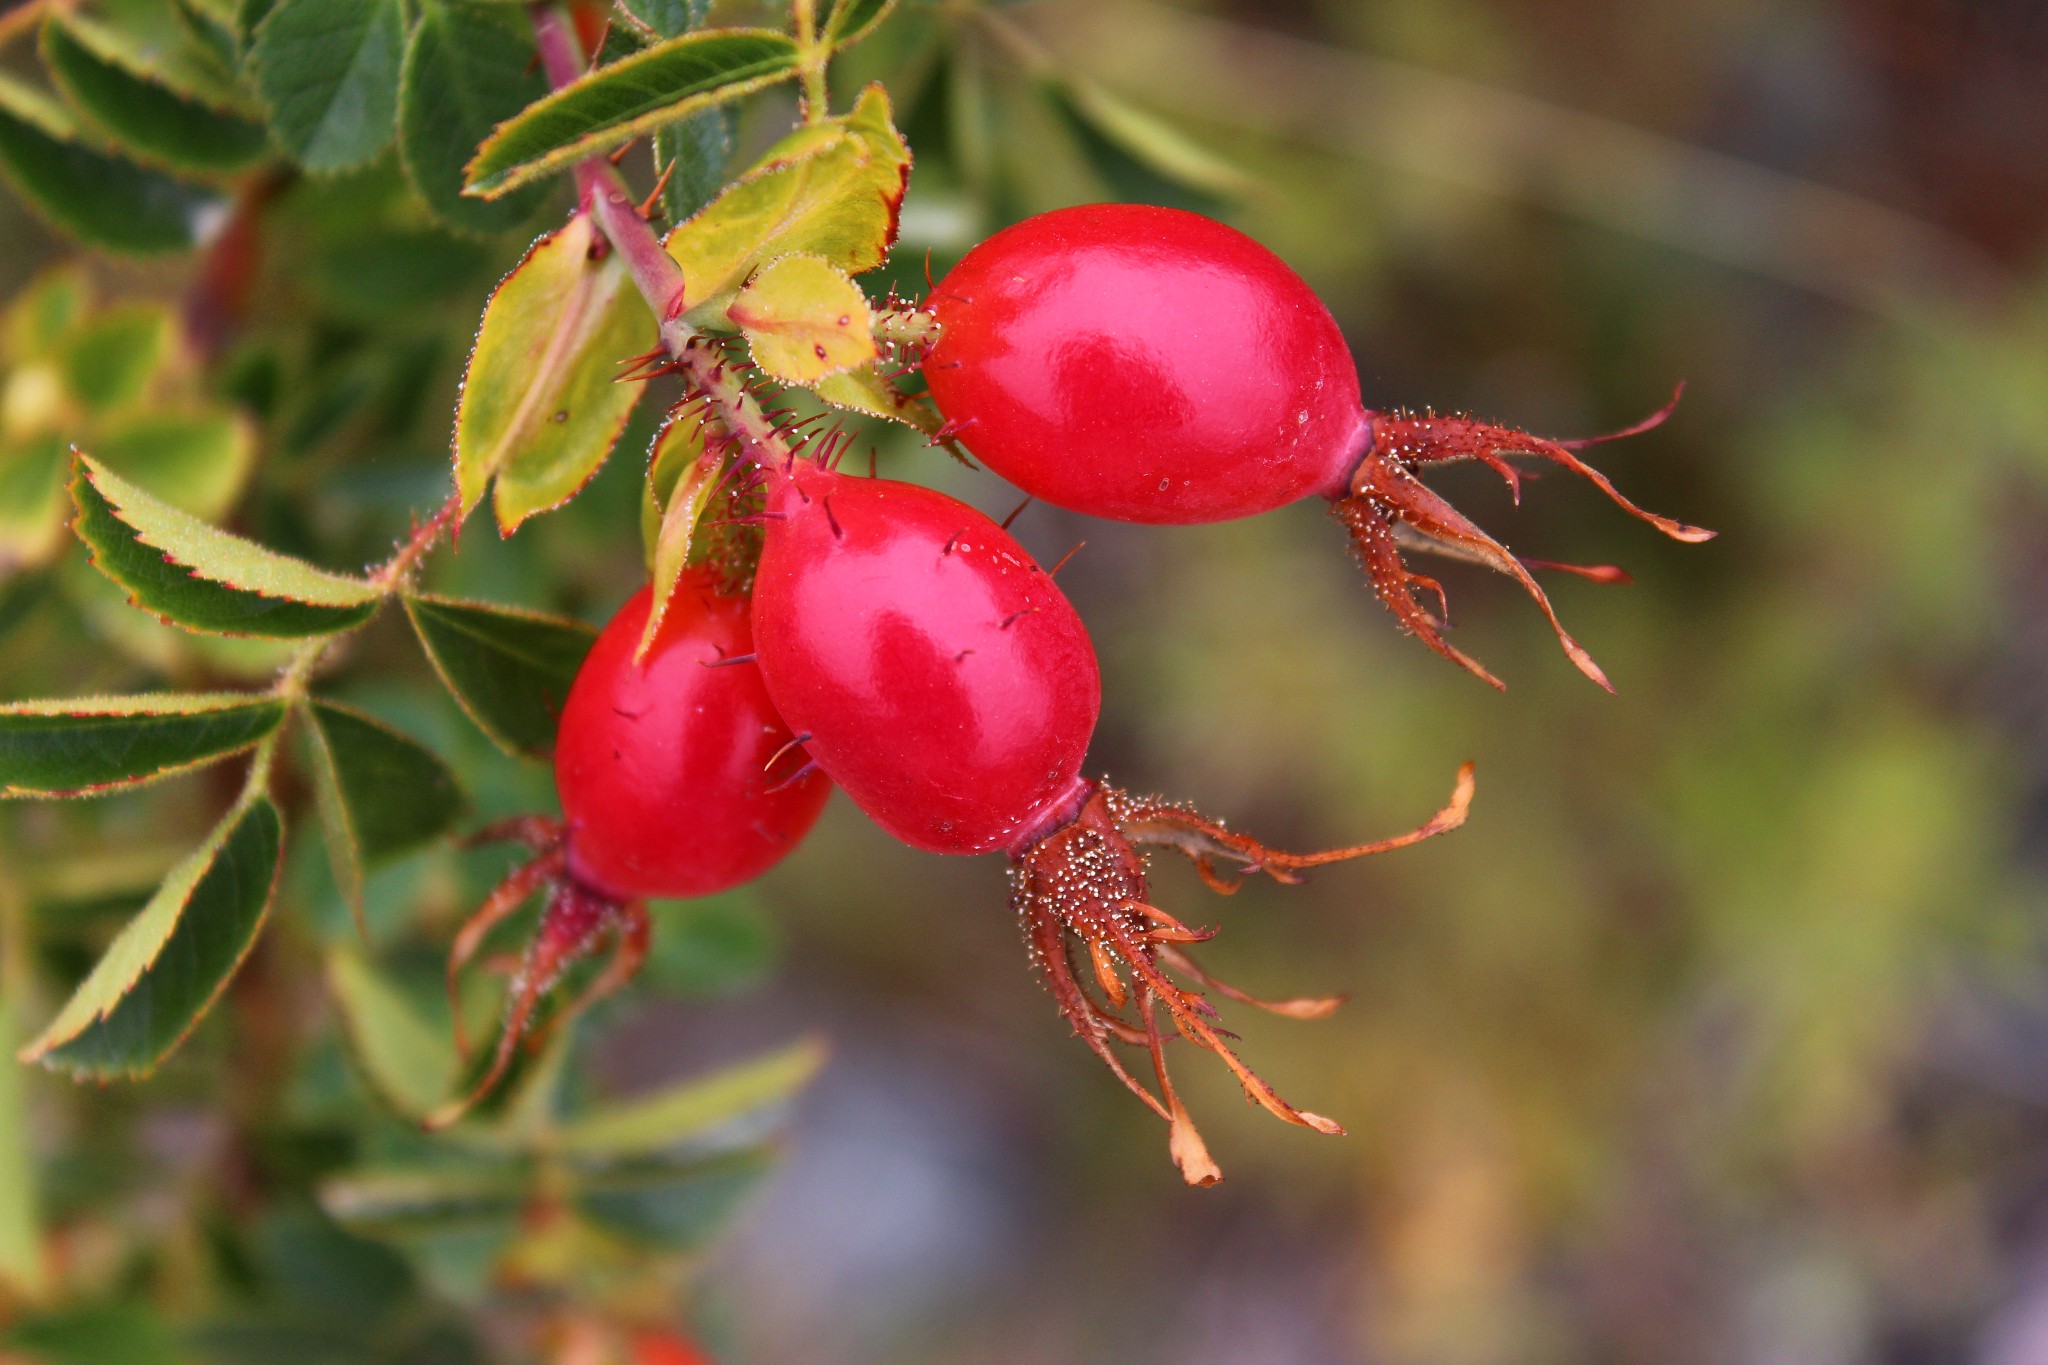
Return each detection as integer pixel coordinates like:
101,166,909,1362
5,0,2048,1362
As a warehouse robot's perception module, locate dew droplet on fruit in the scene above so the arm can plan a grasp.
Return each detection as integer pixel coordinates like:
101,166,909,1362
1297,410,1309,425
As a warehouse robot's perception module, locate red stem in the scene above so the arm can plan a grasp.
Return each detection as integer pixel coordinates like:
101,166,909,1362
527,3,802,477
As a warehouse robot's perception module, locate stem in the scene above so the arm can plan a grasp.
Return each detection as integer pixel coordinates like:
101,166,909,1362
873,306,940,348
531,4,809,477
793,0,830,121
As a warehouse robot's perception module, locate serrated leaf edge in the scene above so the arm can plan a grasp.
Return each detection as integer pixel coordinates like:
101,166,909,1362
462,27,800,199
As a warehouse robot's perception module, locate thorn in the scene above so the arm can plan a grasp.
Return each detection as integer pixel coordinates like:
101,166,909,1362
701,652,757,668
823,496,843,539
636,160,676,219
762,731,813,774
1000,496,1033,530
608,141,634,165
999,606,1039,630
1048,541,1085,577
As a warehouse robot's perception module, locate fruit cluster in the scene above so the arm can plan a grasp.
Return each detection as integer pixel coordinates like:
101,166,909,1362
456,203,1705,1184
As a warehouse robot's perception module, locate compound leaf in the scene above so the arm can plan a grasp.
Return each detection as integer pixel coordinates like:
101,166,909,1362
397,1,550,234
0,693,286,797
403,594,595,759
249,0,406,173
72,454,382,637
454,212,650,533
303,699,462,925
664,82,907,321
463,28,799,198
21,796,285,1079
0,74,228,255
40,13,269,174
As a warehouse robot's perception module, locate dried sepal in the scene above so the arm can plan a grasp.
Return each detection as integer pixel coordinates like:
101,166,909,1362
1338,387,1711,689
1012,766,1472,1184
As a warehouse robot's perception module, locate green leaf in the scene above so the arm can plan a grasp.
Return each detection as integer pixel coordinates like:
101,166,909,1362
3,1305,183,1365
727,251,875,383
249,0,406,173
303,699,462,926
618,0,707,41
0,693,286,798
1044,78,1248,215
453,212,650,533
397,2,550,235
637,415,723,659
326,946,459,1118
463,28,800,198
320,1164,528,1240
234,0,277,57
22,796,284,1079
403,594,595,759
573,1147,774,1250
820,0,895,49
0,1006,43,1298
3,264,90,362
664,82,908,321
92,407,258,521
653,105,731,226
57,302,173,413
0,433,71,572
557,1036,824,1159
45,4,252,109
174,0,241,74
41,14,270,174
812,362,942,435
0,74,229,255
72,453,383,637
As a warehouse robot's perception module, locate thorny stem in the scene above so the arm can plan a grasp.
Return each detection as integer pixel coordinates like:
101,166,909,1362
530,4,814,479
872,306,941,348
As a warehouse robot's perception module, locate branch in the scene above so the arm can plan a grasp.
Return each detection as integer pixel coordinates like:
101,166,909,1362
528,3,807,475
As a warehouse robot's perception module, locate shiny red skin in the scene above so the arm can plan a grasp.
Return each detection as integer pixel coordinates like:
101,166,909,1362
553,578,830,900
924,203,1367,524
750,465,1100,856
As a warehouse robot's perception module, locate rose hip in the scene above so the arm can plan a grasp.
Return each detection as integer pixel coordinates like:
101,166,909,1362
748,459,1472,1182
923,202,1712,689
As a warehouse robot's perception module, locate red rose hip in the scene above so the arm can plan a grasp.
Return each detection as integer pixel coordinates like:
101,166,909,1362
749,463,1099,854
922,203,1712,689
925,203,1365,524
430,572,828,1125
746,457,1473,1182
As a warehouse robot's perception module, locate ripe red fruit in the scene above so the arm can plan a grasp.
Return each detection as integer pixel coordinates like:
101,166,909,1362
749,463,1100,854
555,580,831,897
749,460,1473,1182
923,202,1713,689
430,573,829,1124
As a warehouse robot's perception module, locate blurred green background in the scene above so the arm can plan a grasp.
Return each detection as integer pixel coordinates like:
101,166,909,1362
6,0,2048,1362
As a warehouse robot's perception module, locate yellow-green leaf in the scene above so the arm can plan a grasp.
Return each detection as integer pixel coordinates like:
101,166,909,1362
454,212,651,534
727,252,875,384
663,83,908,323
636,413,725,661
